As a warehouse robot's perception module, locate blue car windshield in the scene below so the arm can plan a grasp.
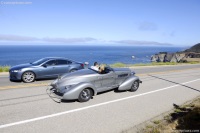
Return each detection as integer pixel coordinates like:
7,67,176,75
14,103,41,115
31,58,50,65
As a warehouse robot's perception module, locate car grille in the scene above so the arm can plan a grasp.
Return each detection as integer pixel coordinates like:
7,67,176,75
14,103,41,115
9,72,17,79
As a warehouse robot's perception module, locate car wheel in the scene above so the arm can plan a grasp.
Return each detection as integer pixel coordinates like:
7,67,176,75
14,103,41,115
78,88,93,102
130,80,139,92
70,69,77,73
22,71,35,83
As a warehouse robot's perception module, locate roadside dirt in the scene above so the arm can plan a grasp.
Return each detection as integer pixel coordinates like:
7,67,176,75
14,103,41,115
123,96,200,133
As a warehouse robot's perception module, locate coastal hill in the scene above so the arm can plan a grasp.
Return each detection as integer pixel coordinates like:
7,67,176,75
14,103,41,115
185,43,200,53
151,43,200,63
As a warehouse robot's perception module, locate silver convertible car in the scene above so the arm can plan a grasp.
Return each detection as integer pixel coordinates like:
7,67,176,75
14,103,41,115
47,66,142,102
9,57,85,83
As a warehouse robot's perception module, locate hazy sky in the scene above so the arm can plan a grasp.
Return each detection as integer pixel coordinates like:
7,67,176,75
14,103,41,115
0,0,199,46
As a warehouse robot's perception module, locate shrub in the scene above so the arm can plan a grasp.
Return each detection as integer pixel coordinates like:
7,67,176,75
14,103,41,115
110,62,127,67
0,66,10,72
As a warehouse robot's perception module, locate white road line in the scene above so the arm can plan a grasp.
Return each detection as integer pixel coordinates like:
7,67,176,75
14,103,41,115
0,78,200,129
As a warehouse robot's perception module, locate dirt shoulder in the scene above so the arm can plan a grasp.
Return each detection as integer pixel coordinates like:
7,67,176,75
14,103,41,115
0,72,9,76
123,96,200,133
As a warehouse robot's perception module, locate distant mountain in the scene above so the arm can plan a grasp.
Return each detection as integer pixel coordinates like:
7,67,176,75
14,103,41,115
185,43,200,53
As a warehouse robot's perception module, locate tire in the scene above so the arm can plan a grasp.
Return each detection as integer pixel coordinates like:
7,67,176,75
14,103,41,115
78,88,93,102
69,69,77,73
22,71,35,83
130,80,139,92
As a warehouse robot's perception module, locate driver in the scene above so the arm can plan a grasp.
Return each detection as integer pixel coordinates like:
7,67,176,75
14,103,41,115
90,62,99,71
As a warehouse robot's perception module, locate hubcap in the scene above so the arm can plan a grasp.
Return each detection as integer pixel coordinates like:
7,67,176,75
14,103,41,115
23,72,34,82
81,89,90,100
132,81,138,89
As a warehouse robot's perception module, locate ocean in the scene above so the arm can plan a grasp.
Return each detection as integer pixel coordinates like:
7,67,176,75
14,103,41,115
0,45,186,66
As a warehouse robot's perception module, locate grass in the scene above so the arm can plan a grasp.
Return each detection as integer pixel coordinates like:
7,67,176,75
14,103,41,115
110,62,127,67
0,61,200,73
0,66,10,72
140,97,200,133
110,61,200,67
174,108,183,113
153,120,160,125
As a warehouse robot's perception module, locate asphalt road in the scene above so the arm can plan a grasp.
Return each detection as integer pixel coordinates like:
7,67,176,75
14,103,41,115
0,64,199,133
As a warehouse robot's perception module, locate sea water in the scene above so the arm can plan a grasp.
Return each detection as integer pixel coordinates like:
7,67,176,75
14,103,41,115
0,44,185,66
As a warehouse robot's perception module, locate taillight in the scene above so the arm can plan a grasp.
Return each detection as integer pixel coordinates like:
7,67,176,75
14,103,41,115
81,64,84,68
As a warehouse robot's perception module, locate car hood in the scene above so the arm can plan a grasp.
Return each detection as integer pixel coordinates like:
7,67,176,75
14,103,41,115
52,69,96,86
60,69,96,80
10,63,33,70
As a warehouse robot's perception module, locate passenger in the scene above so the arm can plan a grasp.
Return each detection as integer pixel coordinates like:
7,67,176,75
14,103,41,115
90,62,99,71
99,64,105,74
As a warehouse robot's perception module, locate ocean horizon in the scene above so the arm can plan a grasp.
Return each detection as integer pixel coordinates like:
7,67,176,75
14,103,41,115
0,44,186,66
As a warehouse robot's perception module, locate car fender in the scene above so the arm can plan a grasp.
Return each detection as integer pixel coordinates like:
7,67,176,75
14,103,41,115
63,82,97,100
118,76,140,91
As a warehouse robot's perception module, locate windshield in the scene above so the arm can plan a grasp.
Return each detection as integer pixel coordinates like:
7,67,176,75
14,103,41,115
89,66,113,74
31,58,50,65
88,68,99,73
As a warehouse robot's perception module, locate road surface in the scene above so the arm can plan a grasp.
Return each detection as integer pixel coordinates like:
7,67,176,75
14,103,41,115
0,64,199,133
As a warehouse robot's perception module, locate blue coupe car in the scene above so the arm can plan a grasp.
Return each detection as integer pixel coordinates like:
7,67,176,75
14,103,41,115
9,57,85,83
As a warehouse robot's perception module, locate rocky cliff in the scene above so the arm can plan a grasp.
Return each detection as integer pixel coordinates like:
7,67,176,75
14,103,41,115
151,43,200,63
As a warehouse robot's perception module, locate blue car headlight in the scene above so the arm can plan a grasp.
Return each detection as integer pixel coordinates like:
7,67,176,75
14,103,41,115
13,70,21,72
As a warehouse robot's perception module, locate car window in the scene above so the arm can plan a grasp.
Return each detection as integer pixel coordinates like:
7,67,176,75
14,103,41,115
57,60,72,65
45,60,57,66
32,58,50,65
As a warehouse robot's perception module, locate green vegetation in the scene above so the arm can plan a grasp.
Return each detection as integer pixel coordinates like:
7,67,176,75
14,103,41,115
110,62,128,67
174,108,183,113
138,97,200,133
134,62,178,66
0,66,10,72
146,125,153,129
0,61,200,73
110,62,200,68
153,120,160,125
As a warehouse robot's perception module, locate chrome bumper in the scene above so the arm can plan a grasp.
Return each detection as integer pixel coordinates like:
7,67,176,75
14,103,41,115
46,85,63,103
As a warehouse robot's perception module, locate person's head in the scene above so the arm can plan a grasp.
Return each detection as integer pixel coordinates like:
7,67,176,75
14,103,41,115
99,64,105,73
94,62,98,66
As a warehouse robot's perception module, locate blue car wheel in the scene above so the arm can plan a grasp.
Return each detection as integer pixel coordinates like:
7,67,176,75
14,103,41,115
22,71,35,83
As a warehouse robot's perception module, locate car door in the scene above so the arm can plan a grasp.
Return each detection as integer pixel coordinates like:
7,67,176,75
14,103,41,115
101,71,116,89
56,59,71,75
38,60,58,78
96,70,117,92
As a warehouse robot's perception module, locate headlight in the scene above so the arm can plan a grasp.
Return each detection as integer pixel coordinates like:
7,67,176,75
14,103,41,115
131,72,135,75
65,85,74,91
13,70,21,72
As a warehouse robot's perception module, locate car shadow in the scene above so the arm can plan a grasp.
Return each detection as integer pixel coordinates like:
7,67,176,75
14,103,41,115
148,75,200,92
9,79,21,83
96,88,127,95
36,78,56,82
10,78,56,83
114,88,127,93
61,99,77,103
